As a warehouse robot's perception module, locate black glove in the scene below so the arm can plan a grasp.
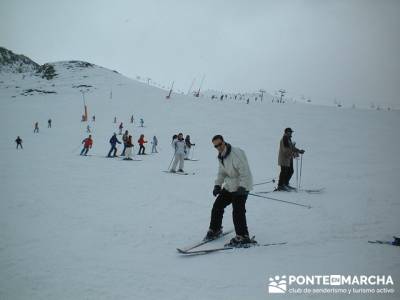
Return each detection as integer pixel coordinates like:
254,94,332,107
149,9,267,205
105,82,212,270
213,185,221,197
299,149,305,154
236,186,248,196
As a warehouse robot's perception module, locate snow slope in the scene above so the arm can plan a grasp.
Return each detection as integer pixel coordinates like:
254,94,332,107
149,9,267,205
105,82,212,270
0,61,399,300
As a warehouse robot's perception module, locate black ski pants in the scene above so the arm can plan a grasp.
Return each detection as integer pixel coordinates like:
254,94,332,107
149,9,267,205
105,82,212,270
80,147,89,155
107,145,117,157
278,159,294,187
209,189,249,237
138,145,145,155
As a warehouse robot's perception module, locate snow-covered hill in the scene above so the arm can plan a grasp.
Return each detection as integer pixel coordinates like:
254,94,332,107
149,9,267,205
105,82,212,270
0,49,399,300
0,47,39,73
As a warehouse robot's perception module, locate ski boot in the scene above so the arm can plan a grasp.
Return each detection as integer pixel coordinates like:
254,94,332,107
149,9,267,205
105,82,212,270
203,228,223,241
285,185,297,191
275,185,289,192
225,235,257,248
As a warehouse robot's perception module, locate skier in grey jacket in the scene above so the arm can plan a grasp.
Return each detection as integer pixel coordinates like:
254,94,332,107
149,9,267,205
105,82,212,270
205,135,255,246
170,133,186,173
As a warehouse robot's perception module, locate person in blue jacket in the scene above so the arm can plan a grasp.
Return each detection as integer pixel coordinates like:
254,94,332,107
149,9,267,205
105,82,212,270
107,133,121,157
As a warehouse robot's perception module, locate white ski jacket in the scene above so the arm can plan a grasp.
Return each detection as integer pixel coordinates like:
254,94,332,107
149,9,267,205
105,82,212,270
215,144,253,193
173,138,187,155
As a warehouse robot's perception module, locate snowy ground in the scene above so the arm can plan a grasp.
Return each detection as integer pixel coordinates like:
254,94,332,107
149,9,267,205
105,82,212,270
0,63,399,299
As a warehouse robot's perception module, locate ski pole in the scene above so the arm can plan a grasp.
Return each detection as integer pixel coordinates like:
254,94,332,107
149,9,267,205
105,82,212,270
72,143,83,153
191,145,195,160
299,154,303,189
167,151,176,170
253,179,276,186
249,193,311,209
296,157,299,190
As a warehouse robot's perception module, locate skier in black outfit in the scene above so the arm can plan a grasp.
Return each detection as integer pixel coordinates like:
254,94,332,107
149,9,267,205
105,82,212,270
34,122,39,133
121,130,129,156
15,136,23,149
107,133,121,157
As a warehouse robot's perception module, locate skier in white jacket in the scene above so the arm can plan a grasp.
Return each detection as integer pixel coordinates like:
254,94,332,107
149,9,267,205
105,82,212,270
170,133,187,173
204,134,255,247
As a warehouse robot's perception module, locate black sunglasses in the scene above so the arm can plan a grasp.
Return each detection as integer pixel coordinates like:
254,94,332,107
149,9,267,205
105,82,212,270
214,143,223,148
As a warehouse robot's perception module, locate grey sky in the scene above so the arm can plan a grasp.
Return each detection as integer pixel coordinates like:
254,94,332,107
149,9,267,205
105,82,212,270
1,0,399,107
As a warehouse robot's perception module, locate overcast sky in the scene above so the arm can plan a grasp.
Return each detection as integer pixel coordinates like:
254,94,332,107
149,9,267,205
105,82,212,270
1,0,399,107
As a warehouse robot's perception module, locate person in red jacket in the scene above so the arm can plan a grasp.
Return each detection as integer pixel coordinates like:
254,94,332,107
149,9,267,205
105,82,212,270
137,134,147,155
80,135,93,156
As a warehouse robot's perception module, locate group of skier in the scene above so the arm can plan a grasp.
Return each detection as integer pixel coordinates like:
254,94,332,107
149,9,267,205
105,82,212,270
169,133,195,173
17,117,305,248
76,115,156,158
114,116,144,127
15,119,53,149
78,132,158,159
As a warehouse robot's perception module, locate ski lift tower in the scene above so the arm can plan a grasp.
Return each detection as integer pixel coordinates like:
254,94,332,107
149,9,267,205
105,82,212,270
80,89,88,121
195,75,206,98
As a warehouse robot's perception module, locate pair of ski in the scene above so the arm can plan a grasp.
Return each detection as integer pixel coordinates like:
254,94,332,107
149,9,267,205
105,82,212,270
256,187,325,194
121,158,142,161
368,236,400,247
177,229,287,255
163,170,195,176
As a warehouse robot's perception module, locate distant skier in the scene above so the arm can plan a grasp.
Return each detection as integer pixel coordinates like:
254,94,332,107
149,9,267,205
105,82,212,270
137,134,147,155
121,130,129,156
151,135,158,153
118,122,123,135
113,116,117,124
15,136,23,149
86,124,91,133
92,115,96,122
140,118,144,127
277,128,305,191
123,135,134,160
130,115,134,124
107,133,121,157
34,122,39,133
80,135,93,156
48,118,52,128
184,135,195,160
205,135,255,247
170,133,186,173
